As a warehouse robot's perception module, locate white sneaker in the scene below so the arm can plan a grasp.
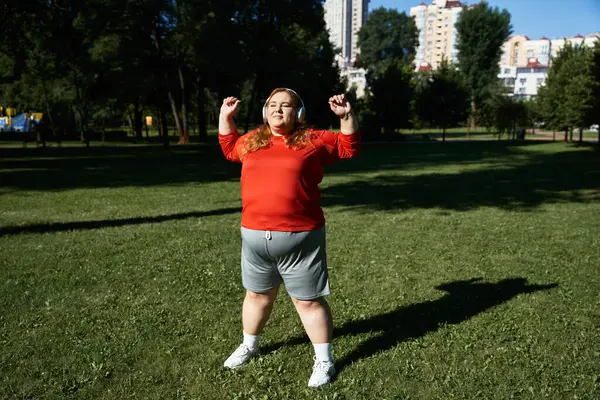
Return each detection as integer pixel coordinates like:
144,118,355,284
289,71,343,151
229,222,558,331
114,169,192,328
223,344,258,369
308,357,335,387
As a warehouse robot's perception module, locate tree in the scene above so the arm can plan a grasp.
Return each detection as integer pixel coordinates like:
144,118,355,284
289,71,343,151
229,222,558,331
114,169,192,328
368,62,414,134
231,0,341,133
480,88,528,140
456,2,512,121
1,0,343,144
357,7,418,136
178,0,244,141
536,43,595,143
588,41,600,144
0,1,80,141
413,59,469,141
358,7,418,72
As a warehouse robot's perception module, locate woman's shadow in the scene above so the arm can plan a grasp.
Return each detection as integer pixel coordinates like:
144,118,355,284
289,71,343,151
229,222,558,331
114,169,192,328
262,277,558,374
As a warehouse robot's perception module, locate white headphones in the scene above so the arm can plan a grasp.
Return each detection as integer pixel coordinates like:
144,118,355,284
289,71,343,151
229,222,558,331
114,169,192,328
262,88,306,124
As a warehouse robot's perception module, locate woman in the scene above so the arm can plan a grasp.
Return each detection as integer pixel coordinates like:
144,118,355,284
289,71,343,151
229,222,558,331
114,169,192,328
218,88,359,387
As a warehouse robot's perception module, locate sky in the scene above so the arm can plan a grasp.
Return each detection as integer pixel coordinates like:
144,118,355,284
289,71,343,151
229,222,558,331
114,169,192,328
368,0,600,40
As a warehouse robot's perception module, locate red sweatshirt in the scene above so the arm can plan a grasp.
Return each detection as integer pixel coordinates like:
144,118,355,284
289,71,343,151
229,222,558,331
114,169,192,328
219,128,360,231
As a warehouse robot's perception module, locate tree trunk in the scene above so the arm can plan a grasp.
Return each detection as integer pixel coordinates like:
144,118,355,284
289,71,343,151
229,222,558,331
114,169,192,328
152,28,183,143
74,84,88,144
152,63,169,148
167,91,183,140
569,128,573,142
196,78,208,142
40,76,56,138
468,101,476,136
244,74,260,134
159,104,169,148
127,111,134,136
178,64,190,144
70,68,90,146
134,100,143,139
578,127,583,144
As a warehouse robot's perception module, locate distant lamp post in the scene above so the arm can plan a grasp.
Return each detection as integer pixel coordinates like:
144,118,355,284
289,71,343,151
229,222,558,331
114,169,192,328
145,116,152,138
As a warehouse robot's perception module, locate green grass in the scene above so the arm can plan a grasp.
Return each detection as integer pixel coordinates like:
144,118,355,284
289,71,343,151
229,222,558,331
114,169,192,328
1,141,599,399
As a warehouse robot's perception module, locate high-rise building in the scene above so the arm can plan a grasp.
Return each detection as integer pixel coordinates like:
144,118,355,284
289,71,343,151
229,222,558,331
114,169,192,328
324,0,370,68
410,0,464,70
323,0,370,97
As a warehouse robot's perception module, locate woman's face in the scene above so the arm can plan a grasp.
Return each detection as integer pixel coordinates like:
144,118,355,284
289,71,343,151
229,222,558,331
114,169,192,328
266,91,296,135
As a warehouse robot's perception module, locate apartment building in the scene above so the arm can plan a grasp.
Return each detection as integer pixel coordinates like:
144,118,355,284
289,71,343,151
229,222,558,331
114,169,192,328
409,0,600,99
323,0,370,97
410,0,464,70
499,32,600,99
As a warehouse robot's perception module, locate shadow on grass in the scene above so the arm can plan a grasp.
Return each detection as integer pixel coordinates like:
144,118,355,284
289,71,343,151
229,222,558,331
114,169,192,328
322,142,600,211
262,277,558,375
0,207,241,236
0,140,572,192
0,143,241,191
1,141,598,213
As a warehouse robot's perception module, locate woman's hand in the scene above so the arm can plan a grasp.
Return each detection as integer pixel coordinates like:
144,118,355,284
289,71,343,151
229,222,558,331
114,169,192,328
328,94,351,119
219,96,241,135
220,96,241,120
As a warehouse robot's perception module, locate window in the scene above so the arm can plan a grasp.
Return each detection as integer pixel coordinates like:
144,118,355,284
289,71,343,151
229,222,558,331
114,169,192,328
518,88,526,94
520,78,527,84
504,68,511,74
527,50,534,57
537,78,544,85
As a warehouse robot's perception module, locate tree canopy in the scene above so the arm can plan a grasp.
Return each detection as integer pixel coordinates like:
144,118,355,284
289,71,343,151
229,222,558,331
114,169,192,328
357,7,418,135
357,7,418,73
536,42,598,141
413,59,469,141
0,1,341,143
455,2,512,109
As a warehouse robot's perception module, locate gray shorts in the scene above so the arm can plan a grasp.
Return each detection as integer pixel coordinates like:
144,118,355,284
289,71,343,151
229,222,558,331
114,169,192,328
240,227,330,300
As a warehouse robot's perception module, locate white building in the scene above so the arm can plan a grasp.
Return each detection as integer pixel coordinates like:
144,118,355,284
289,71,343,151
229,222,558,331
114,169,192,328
514,60,548,99
498,32,600,99
324,0,369,97
341,68,368,98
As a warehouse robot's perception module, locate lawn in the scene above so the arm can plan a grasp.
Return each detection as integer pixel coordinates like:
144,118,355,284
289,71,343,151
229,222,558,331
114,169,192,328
1,140,599,399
